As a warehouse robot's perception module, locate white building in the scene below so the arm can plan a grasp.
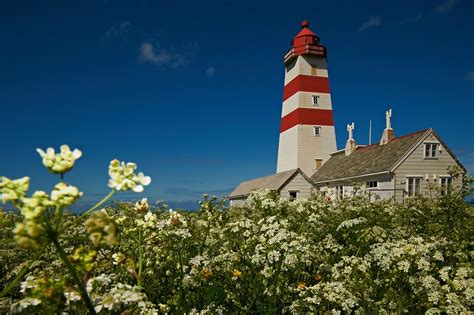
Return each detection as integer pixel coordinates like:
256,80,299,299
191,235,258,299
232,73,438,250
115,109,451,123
313,123,465,202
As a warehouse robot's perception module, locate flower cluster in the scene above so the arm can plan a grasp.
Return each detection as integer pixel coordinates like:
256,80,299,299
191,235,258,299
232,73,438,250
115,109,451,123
36,145,82,174
0,176,30,205
108,159,151,192
50,182,83,208
13,220,43,249
69,247,97,273
85,209,117,247
2,153,472,315
134,198,149,214
12,191,53,249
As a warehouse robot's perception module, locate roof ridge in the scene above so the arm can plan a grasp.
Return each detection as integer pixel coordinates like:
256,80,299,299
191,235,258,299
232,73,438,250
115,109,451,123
236,169,297,185
356,128,430,151
391,128,430,141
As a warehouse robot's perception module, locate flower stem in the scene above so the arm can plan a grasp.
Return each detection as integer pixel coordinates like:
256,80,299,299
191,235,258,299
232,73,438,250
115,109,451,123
82,189,115,216
137,229,143,288
54,206,64,230
45,221,97,315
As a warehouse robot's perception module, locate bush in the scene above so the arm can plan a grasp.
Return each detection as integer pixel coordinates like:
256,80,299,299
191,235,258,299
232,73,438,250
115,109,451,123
0,146,473,314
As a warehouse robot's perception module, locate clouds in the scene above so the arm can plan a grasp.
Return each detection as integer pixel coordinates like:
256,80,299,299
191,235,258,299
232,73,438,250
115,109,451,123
401,0,460,24
435,0,459,13
138,42,171,65
465,71,474,81
105,20,131,38
206,66,216,76
138,42,196,68
358,16,382,32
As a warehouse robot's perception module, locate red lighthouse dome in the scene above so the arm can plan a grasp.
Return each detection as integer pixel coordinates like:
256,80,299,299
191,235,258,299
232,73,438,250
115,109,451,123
284,20,326,64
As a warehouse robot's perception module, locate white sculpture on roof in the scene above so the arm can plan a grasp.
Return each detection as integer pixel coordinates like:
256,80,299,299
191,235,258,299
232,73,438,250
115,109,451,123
347,122,355,141
386,108,392,130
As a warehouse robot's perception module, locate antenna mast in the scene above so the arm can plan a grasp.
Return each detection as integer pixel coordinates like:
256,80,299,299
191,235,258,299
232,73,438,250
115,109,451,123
369,120,372,145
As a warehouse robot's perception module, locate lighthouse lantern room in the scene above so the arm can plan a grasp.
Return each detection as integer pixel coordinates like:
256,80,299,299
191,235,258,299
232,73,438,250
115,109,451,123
276,21,337,175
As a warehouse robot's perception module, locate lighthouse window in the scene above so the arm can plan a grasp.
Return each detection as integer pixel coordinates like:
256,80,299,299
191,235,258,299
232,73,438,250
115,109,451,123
312,95,320,105
311,65,317,76
314,126,321,136
315,159,323,170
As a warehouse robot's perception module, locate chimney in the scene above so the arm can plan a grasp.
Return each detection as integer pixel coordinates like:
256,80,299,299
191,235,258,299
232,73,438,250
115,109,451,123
380,108,395,145
345,122,357,156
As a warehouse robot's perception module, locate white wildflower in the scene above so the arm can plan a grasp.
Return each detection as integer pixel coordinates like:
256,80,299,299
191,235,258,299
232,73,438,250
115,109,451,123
64,289,81,305
108,159,151,192
50,182,83,207
20,191,52,221
336,217,367,231
439,266,451,282
0,176,30,204
11,297,42,312
134,198,150,213
397,260,410,273
36,145,82,174
112,252,126,265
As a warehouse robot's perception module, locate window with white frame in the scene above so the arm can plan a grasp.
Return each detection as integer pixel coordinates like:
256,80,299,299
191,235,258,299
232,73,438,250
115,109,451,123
366,181,378,188
335,185,344,200
314,126,321,136
424,143,438,158
289,190,298,200
439,177,452,196
312,95,320,105
407,177,422,197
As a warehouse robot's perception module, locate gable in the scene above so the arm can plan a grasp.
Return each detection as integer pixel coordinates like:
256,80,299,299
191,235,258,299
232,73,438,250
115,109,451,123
279,172,317,197
229,169,298,199
391,130,465,174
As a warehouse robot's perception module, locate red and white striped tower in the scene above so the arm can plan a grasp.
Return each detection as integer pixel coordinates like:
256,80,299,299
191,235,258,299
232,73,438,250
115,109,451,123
276,21,337,175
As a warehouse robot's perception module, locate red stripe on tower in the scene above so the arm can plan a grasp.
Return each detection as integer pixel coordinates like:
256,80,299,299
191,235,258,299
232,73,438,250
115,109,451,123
283,75,330,101
280,108,334,133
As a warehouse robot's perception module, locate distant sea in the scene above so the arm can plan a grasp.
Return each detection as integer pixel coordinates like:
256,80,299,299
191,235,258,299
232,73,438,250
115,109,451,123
1,195,216,214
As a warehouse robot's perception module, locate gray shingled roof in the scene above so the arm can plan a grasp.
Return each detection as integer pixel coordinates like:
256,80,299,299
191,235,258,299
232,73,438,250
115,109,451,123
311,129,429,183
230,169,300,199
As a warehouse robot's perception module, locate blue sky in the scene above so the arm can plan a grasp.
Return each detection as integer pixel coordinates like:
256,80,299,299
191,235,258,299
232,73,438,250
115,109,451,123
1,0,473,209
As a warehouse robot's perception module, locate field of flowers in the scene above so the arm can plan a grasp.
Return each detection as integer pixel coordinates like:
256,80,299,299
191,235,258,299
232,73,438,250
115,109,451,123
0,146,473,314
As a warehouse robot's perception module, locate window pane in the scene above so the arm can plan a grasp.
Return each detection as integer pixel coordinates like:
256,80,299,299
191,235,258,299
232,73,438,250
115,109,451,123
425,145,430,157
415,178,421,194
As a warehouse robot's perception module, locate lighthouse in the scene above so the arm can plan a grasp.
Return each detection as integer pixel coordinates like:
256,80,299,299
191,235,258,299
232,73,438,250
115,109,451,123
276,21,337,175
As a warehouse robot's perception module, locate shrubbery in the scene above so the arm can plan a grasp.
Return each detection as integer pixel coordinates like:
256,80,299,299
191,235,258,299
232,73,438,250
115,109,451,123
0,146,473,314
